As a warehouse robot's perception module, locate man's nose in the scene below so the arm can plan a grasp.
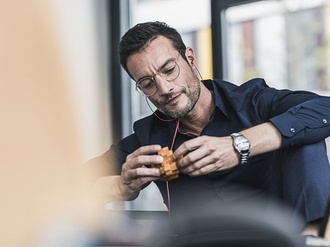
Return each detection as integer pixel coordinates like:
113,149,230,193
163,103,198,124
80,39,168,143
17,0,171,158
154,75,174,94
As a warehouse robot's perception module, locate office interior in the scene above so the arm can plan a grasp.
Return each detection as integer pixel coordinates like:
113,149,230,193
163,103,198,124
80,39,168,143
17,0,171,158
1,0,330,246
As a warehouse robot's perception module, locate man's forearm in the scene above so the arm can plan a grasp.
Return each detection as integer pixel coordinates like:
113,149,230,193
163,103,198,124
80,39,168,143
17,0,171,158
240,122,282,156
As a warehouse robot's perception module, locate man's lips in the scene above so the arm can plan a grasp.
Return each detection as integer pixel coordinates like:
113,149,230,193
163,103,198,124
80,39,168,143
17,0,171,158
165,93,182,105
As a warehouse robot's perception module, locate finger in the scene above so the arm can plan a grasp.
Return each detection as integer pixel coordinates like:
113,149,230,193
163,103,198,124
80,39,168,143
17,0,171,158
174,138,203,161
176,143,212,168
183,154,238,176
184,160,222,176
128,145,162,160
135,166,161,178
124,154,163,170
122,166,161,183
178,143,226,174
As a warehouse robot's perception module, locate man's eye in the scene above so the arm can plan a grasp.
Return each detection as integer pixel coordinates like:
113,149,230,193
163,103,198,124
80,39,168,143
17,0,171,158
140,79,154,89
163,66,175,75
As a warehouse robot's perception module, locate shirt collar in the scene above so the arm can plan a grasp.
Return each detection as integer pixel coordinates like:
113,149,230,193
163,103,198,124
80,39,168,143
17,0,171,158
203,79,231,119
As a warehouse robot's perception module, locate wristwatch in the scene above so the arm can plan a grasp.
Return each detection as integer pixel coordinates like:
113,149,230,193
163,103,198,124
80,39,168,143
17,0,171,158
230,133,250,165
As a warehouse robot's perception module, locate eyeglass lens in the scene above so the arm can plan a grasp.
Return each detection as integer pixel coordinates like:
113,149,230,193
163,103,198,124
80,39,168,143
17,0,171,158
137,59,180,96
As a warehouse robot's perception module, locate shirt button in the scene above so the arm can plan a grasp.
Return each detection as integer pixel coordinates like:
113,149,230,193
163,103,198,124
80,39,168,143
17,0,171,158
290,128,296,133
323,119,327,124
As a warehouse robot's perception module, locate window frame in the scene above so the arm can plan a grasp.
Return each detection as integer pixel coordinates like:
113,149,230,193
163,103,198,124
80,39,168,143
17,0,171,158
211,0,263,79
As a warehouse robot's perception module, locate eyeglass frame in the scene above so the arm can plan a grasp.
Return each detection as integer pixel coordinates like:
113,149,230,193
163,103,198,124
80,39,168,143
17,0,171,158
135,52,182,96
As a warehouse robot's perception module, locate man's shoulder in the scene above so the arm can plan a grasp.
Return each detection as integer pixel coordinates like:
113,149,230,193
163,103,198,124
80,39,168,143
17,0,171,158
213,78,269,92
133,114,154,130
133,111,173,131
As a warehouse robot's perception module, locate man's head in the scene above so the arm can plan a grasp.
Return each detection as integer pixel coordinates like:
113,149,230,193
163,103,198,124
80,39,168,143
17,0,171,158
119,21,187,76
119,21,202,119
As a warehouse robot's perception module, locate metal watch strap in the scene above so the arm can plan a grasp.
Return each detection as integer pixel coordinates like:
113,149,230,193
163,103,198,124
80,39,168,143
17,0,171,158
240,149,250,165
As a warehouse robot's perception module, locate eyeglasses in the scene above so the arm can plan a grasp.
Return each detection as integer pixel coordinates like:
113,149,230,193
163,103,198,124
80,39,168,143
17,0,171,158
135,53,181,96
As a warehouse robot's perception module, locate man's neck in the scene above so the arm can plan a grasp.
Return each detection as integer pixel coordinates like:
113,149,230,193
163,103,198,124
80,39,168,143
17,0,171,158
179,85,214,136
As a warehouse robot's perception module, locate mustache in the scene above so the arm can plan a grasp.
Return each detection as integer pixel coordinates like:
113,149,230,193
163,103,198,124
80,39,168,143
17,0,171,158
160,92,180,105
160,93,176,104
159,87,186,105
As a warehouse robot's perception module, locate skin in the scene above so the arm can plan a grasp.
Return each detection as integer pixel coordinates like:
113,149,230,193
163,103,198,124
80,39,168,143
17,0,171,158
92,35,318,235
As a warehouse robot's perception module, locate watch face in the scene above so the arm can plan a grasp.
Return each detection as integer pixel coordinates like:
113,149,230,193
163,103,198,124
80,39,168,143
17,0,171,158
235,136,250,151
238,142,249,151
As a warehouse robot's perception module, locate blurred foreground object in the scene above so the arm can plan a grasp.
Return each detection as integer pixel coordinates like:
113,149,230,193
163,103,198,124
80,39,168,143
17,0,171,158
160,199,305,247
0,0,107,246
60,198,304,247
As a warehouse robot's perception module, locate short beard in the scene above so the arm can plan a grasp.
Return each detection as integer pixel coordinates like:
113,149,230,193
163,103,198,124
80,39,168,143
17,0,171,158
159,77,201,119
161,90,200,119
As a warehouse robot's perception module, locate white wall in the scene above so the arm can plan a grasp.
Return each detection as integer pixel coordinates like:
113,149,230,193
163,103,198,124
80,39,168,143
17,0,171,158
49,0,112,162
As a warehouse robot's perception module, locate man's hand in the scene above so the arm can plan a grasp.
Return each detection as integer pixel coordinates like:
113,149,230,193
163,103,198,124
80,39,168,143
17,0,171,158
118,145,163,200
173,122,282,177
174,136,239,176
91,145,163,202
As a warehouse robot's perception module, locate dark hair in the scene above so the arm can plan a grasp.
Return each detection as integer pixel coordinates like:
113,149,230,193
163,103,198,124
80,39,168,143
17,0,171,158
119,21,187,76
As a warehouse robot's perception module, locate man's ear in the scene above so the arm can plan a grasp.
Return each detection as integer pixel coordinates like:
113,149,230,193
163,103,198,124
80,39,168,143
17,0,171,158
185,47,197,68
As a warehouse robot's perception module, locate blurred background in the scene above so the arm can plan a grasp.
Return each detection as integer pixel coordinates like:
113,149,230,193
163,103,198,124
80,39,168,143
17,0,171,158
1,0,330,246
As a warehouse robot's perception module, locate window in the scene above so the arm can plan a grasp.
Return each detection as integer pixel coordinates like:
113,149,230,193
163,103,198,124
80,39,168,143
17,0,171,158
219,0,330,94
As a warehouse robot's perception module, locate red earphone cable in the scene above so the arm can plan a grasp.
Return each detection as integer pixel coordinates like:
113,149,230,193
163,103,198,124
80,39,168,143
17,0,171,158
145,96,175,122
166,120,180,215
145,96,180,216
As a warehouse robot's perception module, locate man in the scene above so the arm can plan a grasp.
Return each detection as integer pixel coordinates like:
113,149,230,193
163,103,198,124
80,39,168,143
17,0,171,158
89,21,330,236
